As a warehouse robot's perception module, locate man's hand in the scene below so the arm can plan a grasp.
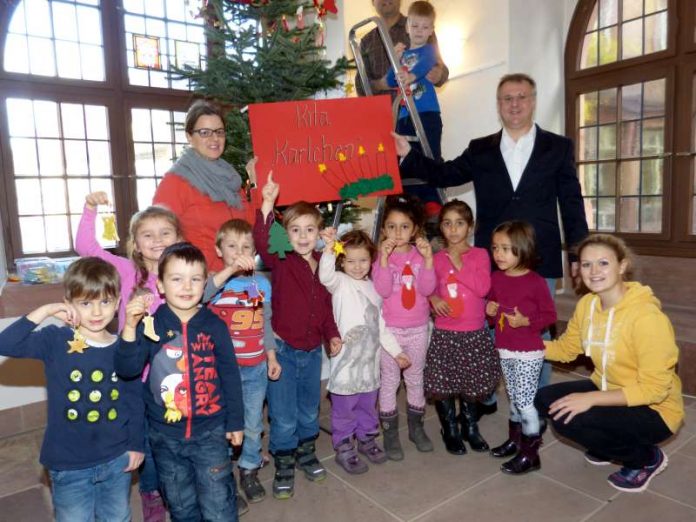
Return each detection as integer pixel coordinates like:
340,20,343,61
391,131,412,158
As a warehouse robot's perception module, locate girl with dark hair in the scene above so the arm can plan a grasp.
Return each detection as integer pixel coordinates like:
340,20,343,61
486,220,556,474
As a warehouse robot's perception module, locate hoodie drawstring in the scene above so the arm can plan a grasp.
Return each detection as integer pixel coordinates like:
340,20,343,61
582,296,615,391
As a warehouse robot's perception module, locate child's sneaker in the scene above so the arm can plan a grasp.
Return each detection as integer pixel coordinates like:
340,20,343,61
272,451,296,499
240,467,266,503
357,436,388,464
140,490,166,522
607,447,668,493
335,440,368,475
296,438,327,482
584,450,611,466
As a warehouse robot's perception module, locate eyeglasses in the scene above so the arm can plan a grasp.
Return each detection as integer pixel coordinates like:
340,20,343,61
191,128,226,138
498,94,535,105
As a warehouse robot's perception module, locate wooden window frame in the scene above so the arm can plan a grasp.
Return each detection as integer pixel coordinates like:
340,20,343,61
0,0,195,267
566,0,696,257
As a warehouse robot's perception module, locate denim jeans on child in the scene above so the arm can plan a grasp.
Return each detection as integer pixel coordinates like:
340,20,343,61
149,425,238,522
138,418,159,493
49,451,132,522
267,340,322,453
238,361,268,470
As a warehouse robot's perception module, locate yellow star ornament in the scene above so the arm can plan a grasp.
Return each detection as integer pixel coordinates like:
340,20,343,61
67,330,89,354
333,241,345,256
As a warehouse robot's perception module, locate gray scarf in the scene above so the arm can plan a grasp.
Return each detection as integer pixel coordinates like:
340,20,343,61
170,147,243,209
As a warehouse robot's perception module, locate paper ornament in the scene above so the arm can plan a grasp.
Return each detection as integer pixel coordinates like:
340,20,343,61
401,262,416,310
67,329,89,354
102,214,119,241
268,221,293,259
332,240,345,256
143,315,160,341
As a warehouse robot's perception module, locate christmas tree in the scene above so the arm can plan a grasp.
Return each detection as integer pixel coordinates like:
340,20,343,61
176,0,349,180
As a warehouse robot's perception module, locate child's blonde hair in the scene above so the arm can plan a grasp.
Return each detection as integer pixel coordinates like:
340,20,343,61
281,201,323,229
126,206,182,296
215,219,253,248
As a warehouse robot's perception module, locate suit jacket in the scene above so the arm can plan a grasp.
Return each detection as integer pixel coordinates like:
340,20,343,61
400,125,588,278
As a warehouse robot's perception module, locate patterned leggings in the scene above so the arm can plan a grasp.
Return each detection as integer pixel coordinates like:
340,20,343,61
500,357,544,436
379,324,429,413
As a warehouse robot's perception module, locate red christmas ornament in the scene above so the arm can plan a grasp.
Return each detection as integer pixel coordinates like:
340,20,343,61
314,0,338,18
401,262,416,310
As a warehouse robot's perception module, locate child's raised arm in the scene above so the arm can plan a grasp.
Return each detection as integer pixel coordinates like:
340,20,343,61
0,303,77,360
260,171,278,220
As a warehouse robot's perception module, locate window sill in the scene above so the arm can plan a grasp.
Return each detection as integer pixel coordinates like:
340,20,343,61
0,283,65,319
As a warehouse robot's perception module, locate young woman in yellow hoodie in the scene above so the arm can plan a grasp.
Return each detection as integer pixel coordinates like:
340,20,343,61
534,234,683,493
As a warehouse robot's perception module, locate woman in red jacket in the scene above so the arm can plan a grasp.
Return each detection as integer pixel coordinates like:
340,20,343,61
153,100,255,272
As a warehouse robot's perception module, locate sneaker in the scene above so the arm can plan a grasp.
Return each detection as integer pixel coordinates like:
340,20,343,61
584,450,611,466
237,494,249,517
357,437,388,464
607,448,668,493
240,467,266,503
140,490,166,522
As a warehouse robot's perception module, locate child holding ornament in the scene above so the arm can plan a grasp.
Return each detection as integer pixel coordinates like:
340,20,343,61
204,218,281,507
372,194,436,460
76,191,183,331
0,257,145,522
318,227,411,474
486,220,556,474
425,200,500,455
253,171,341,499
117,242,244,521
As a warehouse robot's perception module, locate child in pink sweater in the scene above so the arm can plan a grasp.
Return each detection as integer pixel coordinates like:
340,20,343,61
372,195,436,460
425,200,500,456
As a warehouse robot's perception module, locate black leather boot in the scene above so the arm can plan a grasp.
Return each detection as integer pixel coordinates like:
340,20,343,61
501,433,542,474
459,399,489,452
435,399,466,455
491,420,522,458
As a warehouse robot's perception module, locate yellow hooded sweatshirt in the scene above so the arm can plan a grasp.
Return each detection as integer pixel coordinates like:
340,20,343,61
545,282,683,433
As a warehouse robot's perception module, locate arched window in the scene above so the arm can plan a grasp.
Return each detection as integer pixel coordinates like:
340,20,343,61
566,0,695,257
0,0,198,260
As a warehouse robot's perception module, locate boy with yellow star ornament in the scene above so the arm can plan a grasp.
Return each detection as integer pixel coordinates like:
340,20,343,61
0,257,145,521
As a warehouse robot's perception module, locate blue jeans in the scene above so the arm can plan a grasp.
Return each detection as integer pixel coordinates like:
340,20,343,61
238,362,268,470
267,340,322,453
49,451,132,522
138,418,159,493
149,426,238,522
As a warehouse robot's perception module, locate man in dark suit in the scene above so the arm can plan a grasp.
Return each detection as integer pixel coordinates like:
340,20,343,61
394,73,588,281
393,73,588,396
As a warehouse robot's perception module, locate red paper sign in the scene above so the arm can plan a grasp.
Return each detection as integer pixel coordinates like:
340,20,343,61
248,95,402,206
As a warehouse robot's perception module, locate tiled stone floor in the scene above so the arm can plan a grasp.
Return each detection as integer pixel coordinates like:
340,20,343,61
1,371,694,522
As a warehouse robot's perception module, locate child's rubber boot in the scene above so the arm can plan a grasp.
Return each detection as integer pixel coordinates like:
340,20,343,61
379,411,404,461
407,406,434,452
240,467,266,503
491,420,522,458
435,399,466,455
501,433,542,474
459,399,490,452
140,490,166,522
335,440,369,474
296,437,327,482
272,450,296,499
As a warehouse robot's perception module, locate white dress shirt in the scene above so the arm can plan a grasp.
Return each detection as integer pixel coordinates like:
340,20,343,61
500,123,536,191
